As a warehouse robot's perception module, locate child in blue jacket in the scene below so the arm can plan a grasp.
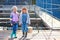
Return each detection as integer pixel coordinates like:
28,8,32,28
19,8,30,38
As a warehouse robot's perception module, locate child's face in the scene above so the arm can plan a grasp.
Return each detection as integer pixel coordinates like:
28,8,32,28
13,8,17,13
22,10,27,13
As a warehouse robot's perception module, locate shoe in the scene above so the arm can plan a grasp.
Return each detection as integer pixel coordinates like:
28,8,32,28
22,35,24,37
14,36,17,38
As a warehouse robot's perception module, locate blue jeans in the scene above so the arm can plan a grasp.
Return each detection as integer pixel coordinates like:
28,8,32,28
11,23,18,38
22,23,28,32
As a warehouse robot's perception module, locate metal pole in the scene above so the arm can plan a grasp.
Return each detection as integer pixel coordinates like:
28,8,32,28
34,5,39,33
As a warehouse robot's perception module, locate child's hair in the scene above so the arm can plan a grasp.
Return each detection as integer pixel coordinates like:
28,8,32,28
21,8,28,14
22,8,27,10
12,6,17,10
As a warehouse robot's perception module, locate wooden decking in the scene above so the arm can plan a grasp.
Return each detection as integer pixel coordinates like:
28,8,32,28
0,30,60,40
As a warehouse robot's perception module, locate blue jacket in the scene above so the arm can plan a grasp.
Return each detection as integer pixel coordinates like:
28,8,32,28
19,12,30,25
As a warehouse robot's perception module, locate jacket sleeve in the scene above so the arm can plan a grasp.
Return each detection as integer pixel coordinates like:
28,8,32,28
19,13,22,24
26,13,30,25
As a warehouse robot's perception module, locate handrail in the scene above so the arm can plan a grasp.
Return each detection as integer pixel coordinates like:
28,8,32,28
0,18,41,20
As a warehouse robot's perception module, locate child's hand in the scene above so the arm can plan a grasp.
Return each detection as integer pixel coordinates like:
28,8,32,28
19,23,21,26
11,24,13,26
28,24,30,26
10,18,12,20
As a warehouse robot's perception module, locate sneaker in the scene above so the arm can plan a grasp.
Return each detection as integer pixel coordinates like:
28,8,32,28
14,36,17,38
22,35,24,37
